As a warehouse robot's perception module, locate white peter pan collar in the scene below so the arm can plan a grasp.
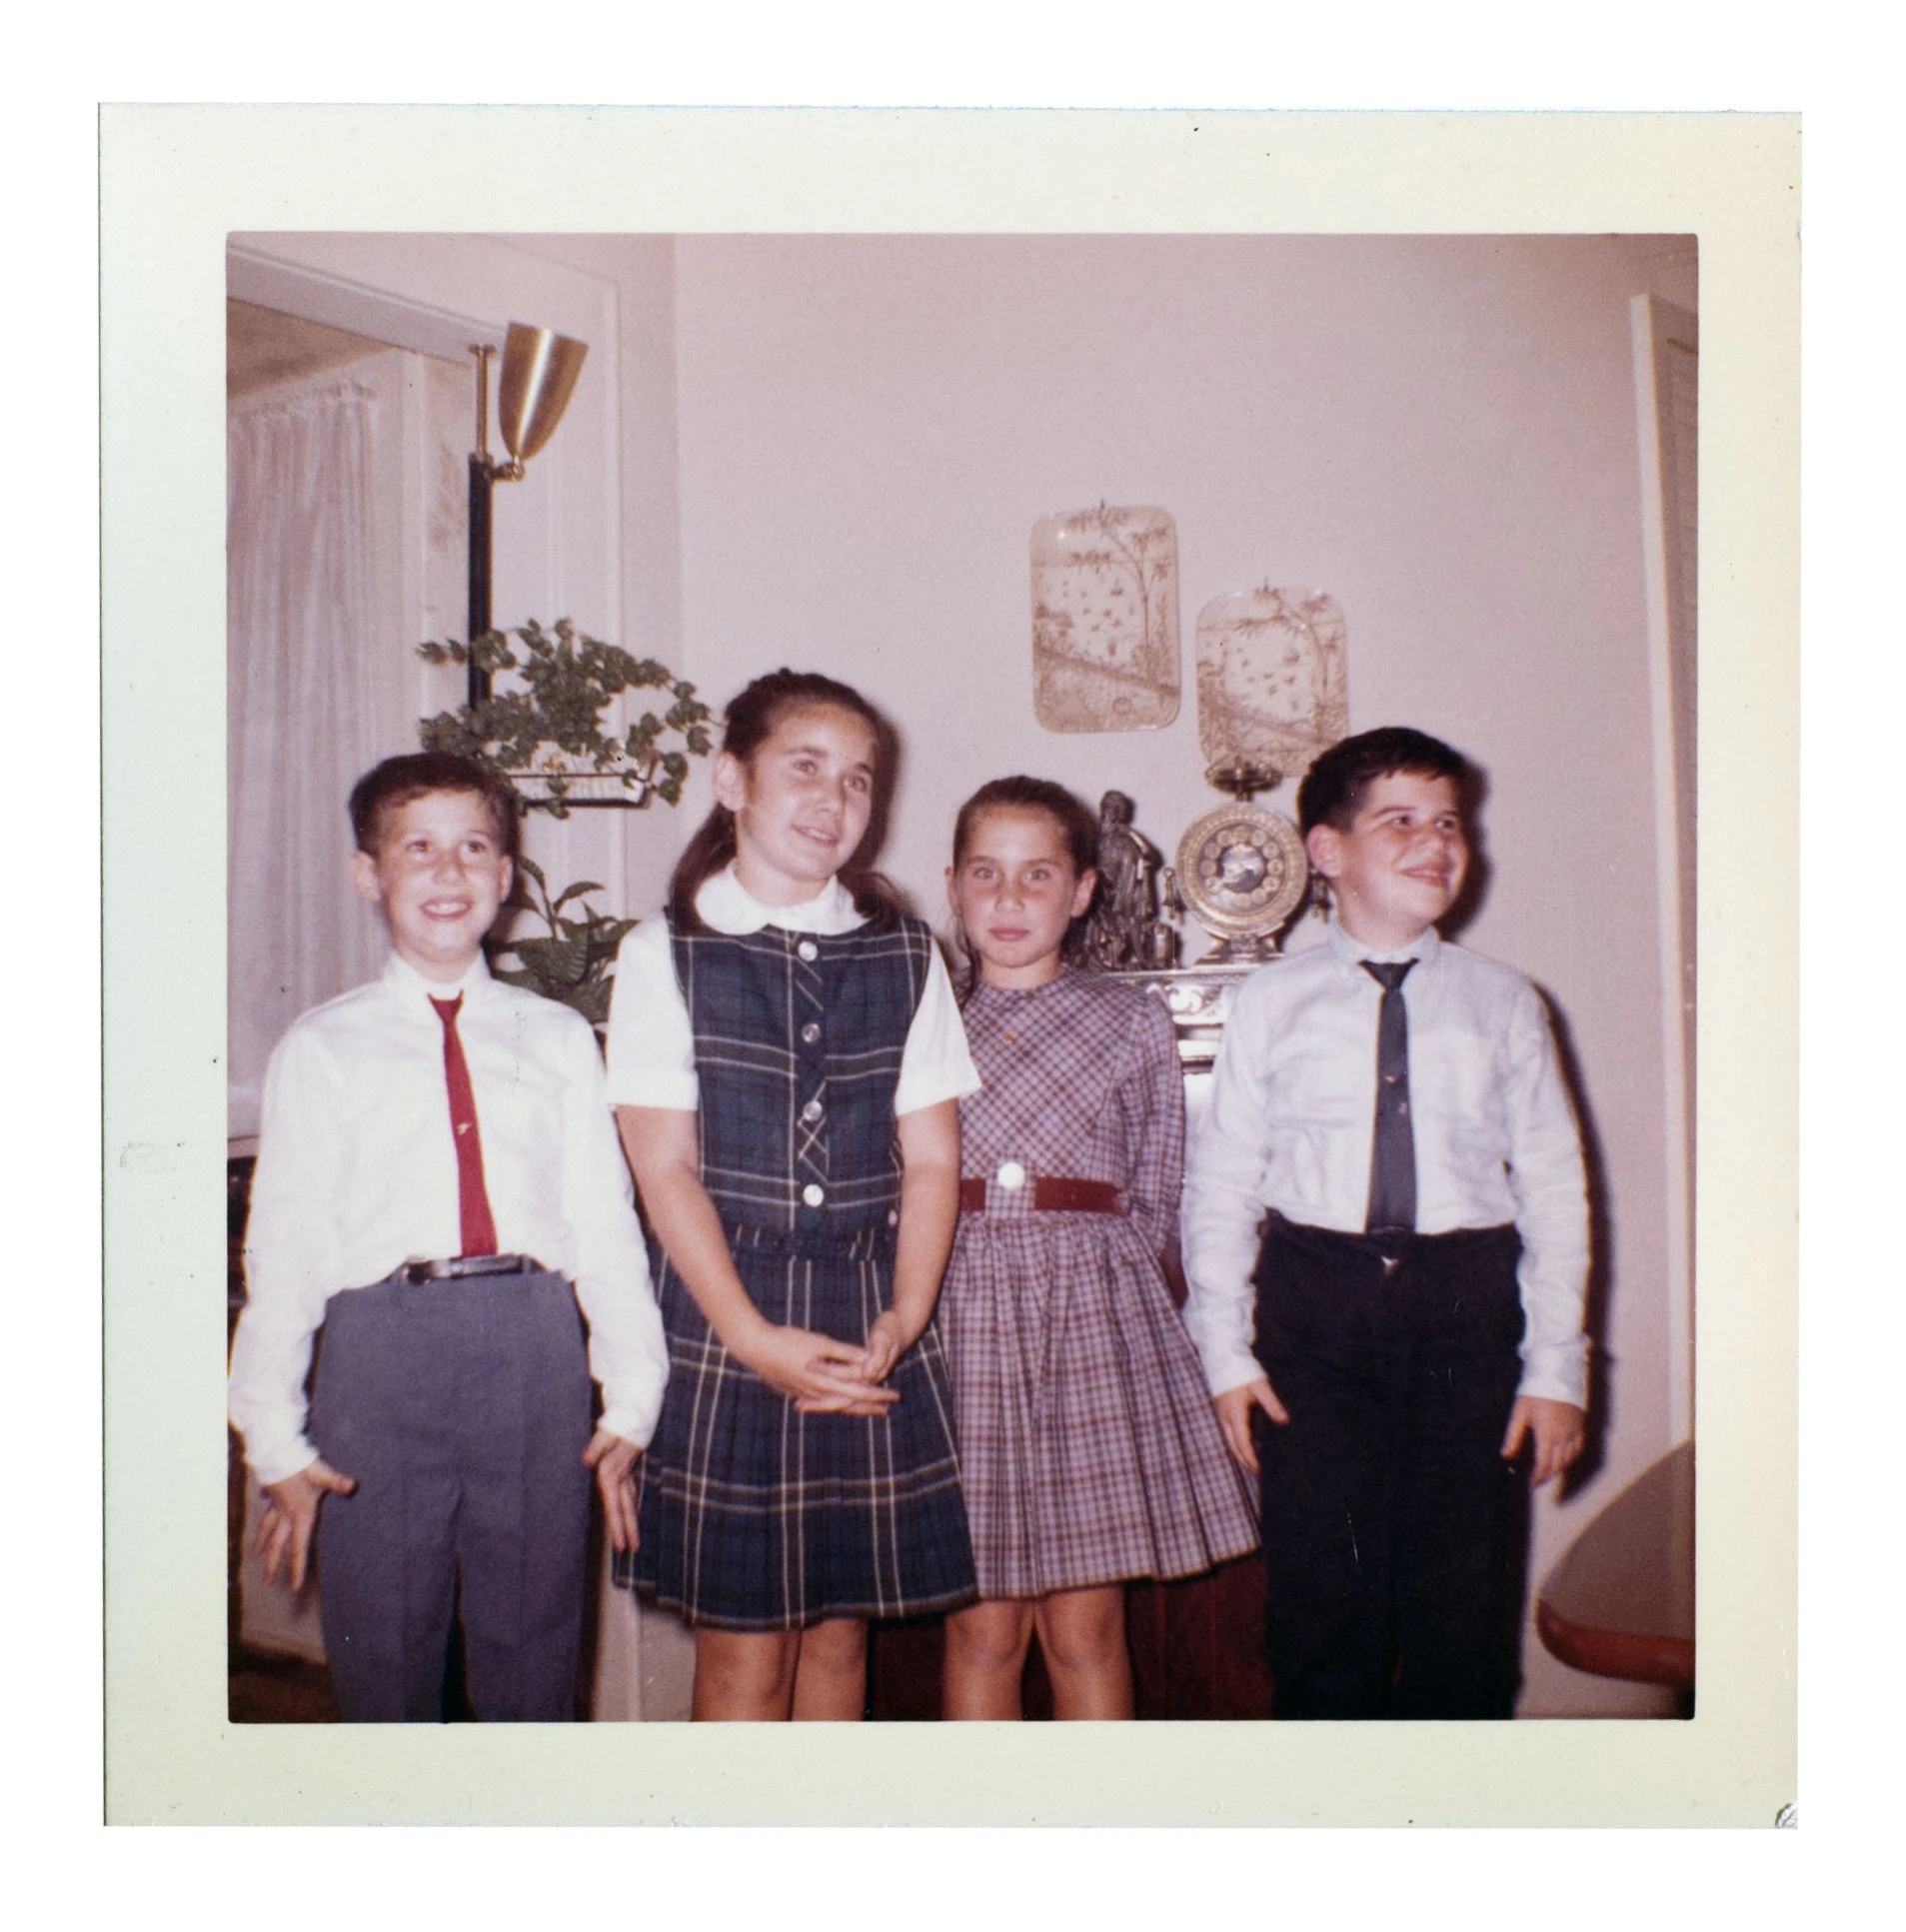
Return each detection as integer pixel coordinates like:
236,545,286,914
694,863,866,938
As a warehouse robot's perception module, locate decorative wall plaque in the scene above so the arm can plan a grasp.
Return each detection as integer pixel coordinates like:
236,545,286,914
1031,503,1180,732
1194,586,1347,790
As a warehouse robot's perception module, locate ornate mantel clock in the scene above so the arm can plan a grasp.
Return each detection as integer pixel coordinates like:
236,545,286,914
1174,761,1310,967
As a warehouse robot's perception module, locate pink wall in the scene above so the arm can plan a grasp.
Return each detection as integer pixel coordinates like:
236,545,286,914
557,231,1697,1713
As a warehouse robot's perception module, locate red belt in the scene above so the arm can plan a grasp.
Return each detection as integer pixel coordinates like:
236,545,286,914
957,1175,1123,1214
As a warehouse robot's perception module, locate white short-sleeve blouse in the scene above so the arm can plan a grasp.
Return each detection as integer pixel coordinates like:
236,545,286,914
606,864,981,1117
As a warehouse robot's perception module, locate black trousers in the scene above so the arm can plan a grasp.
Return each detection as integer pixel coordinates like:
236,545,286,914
1251,1215,1529,1720
309,1269,593,1722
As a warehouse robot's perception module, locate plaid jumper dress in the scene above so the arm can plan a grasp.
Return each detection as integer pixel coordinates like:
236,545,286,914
622,913,977,1629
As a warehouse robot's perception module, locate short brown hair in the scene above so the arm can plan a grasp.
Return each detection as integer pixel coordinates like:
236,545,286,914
348,753,521,861
1296,728,1471,836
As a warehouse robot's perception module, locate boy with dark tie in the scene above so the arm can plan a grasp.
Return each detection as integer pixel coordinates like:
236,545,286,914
227,753,669,1721
1182,728,1589,1718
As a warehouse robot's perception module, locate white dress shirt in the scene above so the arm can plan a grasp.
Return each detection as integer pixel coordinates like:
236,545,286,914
1180,920,1589,1407
229,951,670,1486
605,865,980,1114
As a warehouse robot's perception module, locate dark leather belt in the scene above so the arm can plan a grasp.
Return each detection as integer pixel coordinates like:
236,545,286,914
396,1252,540,1284
957,1175,1122,1214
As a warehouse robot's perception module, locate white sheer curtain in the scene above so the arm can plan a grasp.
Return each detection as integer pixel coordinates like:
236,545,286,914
227,372,391,1137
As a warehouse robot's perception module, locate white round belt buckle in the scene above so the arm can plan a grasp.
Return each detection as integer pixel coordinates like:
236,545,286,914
995,1159,1027,1192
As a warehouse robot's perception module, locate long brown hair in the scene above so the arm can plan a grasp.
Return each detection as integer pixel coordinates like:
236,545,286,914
949,775,1101,996
668,668,906,933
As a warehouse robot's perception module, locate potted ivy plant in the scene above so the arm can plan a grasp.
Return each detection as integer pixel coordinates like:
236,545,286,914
417,619,713,1027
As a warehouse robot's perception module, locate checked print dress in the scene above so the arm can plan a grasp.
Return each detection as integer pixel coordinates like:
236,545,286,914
941,967,1258,1599
621,913,977,1630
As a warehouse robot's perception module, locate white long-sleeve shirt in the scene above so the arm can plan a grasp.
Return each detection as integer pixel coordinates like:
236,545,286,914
228,951,670,1485
1180,920,1590,1406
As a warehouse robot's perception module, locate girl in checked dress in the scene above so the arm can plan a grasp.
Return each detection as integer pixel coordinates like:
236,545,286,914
608,670,979,1720
939,777,1258,1720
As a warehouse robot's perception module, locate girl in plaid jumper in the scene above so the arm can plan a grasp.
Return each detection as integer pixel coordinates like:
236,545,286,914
609,671,978,1720
938,778,1258,1720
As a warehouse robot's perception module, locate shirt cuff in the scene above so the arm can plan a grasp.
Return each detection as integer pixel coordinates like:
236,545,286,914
1200,1345,1267,1401
597,1394,662,1450
1515,1347,1589,1410
241,1429,322,1489
894,1064,983,1114
607,1069,699,1110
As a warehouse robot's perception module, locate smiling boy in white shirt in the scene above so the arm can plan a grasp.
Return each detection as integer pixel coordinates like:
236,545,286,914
1182,727,1589,1719
227,752,668,1721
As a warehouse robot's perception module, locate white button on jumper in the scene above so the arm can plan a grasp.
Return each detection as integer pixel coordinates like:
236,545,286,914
995,1160,1027,1192
802,1183,826,1206
797,940,819,963
801,1021,822,1043
802,1098,823,1122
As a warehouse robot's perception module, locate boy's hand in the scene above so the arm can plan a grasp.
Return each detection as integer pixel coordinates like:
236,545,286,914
1500,1395,1586,1487
255,1457,357,1592
583,1430,643,1553
1213,1376,1290,1474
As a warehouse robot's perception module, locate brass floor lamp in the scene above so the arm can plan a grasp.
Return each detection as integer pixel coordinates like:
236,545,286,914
466,322,589,708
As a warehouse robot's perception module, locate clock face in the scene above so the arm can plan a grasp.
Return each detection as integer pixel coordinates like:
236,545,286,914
1177,805,1308,941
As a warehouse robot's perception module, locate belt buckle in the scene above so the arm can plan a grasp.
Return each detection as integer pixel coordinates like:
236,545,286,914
401,1252,527,1284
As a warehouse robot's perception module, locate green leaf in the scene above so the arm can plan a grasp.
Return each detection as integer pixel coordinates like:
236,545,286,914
414,622,712,824
503,934,591,986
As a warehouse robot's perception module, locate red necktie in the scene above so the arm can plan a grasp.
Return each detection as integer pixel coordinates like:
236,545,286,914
429,992,499,1258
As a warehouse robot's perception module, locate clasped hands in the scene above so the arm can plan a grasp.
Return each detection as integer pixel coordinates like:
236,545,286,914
744,1310,915,1416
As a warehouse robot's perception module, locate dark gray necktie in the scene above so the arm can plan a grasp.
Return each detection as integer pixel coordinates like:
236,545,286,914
1362,960,1417,1239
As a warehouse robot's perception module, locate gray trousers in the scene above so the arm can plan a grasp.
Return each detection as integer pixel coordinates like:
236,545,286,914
310,1268,593,1722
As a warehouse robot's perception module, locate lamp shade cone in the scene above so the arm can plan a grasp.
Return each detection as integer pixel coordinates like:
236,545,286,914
497,323,589,466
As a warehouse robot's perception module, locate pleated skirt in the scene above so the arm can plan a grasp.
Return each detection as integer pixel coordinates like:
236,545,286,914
621,1223,977,1630
938,1213,1260,1600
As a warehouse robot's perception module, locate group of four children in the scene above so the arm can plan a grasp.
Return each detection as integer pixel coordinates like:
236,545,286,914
228,666,1590,1725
